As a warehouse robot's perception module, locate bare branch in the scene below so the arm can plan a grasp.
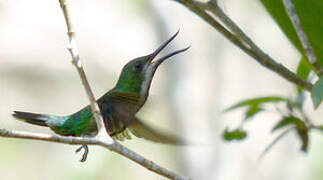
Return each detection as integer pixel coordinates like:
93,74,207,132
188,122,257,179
282,0,323,76
0,128,190,180
172,0,313,91
17,0,195,179
58,0,107,137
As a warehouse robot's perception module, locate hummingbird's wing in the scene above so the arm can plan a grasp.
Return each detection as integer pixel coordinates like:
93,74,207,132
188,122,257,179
98,90,141,141
99,90,140,105
99,90,184,143
128,117,185,145
100,99,132,141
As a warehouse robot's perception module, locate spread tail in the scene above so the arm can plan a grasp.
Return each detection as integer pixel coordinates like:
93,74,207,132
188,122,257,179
12,111,50,127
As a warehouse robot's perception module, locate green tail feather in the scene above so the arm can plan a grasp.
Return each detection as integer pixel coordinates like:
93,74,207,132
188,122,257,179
12,111,50,127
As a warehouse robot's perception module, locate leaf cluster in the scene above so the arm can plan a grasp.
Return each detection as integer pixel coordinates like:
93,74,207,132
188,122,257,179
223,95,312,155
223,0,323,155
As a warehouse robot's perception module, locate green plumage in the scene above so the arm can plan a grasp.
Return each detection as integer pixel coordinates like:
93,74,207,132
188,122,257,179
13,31,189,144
50,107,97,136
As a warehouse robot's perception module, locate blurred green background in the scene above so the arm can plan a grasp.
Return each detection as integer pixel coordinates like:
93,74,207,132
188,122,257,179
1,0,323,179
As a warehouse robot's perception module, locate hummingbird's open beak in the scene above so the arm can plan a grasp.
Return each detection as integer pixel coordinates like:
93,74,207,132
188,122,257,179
148,30,190,68
139,31,189,100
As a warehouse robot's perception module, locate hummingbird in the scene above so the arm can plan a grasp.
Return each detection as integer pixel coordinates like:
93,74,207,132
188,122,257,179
13,31,189,161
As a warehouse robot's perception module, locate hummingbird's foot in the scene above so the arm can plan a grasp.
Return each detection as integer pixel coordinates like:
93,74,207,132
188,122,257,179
75,145,89,162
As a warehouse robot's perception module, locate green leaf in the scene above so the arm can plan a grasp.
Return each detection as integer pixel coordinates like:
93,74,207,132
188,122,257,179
272,116,303,132
244,105,264,120
272,116,309,152
224,96,287,112
296,56,311,93
295,57,311,110
295,123,309,152
311,76,323,109
260,0,323,66
223,128,247,142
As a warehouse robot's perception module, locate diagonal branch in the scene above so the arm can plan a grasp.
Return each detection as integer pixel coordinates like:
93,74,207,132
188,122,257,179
56,0,190,179
0,0,191,179
205,0,314,91
0,128,190,180
171,0,313,91
0,1,192,177
59,0,107,137
282,0,323,76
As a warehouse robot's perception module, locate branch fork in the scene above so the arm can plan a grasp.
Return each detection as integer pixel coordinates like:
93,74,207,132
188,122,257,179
173,0,314,91
0,0,191,179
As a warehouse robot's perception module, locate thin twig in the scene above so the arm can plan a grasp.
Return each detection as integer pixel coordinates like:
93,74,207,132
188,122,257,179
295,105,312,127
59,0,107,137
282,0,323,76
258,127,294,161
206,0,313,90
171,0,313,91
0,128,190,180
34,0,190,179
200,0,317,129
310,125,323,131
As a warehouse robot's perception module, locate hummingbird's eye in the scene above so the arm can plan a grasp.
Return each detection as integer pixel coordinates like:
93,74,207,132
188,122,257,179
133,61,143,72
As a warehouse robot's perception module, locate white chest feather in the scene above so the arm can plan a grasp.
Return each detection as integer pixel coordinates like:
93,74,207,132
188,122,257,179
140,65,155,103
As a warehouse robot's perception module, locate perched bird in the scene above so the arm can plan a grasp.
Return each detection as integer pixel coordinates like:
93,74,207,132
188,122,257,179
13,31,189,161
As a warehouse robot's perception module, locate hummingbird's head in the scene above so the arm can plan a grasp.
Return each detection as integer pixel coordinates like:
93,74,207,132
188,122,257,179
115,31,189,100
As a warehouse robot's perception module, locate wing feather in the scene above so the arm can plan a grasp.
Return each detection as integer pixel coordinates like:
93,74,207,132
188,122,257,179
128,117,184,145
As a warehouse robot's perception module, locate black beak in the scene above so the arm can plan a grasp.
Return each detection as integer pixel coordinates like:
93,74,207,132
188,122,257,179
148,30,190,66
